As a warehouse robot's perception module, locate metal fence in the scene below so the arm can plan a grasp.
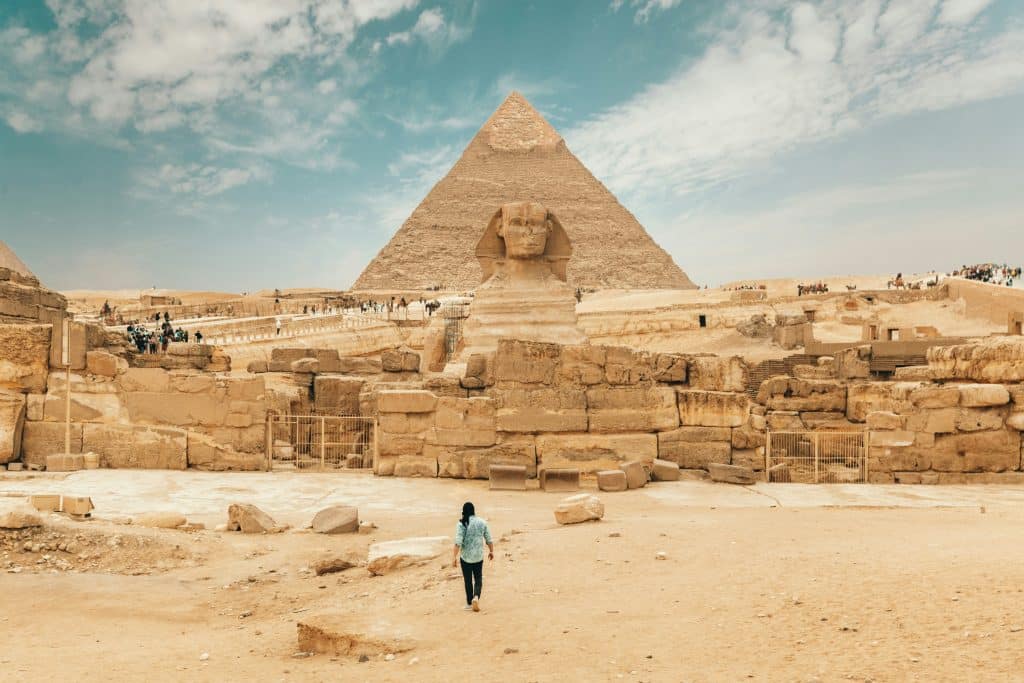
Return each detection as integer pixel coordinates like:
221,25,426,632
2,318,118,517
442,303,470,362
265,413,376,471
766,431,868,483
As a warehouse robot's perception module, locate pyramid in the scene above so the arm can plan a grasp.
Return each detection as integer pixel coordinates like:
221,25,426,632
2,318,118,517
354,92,695,291
0,241,36,279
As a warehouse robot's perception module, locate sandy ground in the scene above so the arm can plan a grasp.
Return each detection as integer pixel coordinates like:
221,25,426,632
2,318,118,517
4,471,1024,682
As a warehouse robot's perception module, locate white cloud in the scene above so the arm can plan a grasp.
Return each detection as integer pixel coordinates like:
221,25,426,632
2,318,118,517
569,0,1024,200
317,79,337,94
137,162,272,198
939,0,994,25
385,113,476,132
384,7,469,50
5,111,43,133
611,0,683,23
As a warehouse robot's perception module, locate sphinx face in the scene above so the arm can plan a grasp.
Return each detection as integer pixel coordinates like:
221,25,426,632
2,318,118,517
500,202,550,258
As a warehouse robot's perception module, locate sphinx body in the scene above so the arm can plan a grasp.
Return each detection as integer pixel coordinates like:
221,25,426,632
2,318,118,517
459,202,587,358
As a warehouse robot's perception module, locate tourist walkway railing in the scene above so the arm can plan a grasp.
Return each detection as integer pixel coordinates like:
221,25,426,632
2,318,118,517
265,411,377,471
766,430,869,483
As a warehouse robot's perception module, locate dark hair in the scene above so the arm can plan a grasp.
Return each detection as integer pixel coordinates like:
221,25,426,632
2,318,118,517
460,502,475,528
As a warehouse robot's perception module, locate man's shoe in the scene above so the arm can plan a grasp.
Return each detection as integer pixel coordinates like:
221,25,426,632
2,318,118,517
472,597,480,612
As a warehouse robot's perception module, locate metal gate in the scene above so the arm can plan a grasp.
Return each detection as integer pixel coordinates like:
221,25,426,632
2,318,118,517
442,303,469,361
265,412,376,471
766,431,868,483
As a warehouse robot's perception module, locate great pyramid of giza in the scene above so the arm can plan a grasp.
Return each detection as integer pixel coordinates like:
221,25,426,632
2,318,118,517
0,240,35,279
354,92,695,291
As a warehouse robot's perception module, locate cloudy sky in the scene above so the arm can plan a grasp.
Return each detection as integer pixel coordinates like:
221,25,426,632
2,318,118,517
1,0,1022,291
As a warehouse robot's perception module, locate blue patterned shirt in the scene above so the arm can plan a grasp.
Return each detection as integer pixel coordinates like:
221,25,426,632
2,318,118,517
454,516,492,563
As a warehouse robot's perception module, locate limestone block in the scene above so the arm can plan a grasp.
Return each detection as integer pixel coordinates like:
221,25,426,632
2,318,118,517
493,386,587,433
1007,414,1024,431
556,345,606,385
650,353,687,383
187,433,264,471
378,432,425,457
800,412,855,431
554,494,604,525
22,421,82,467
376,390,437,414
378,412,434,434
291,358,320,374
119,368,170,393
903,407,957,434
205,425,264,455
381,347,420,373
893,366,934,381
958,384,1010,407
83,423,187,469
393,455,438,478
336,357,383,375
225,413,253,428
134,513,187,529
247,360,268,373
26,393,43,421
367,536,449,575
731,424,765,449
311,505,359,534
708,462,757,484
168,372,216,394
46,453,83,472
731,448,765,471
596,469,628,491
866,411,902,430
650,458,680,481
227,377,265,402
929,430,1021,472
956,408,1005,433
42,391,125,424
489,464,527,490
927,338,1024,382
586,385,678,433
227,503,280,533
62,495,93,516
870,430,915,447
688,356,748,392
539,468,580,492
619,459,648,489
30,494,61,512
909,385,959,408
0,392,25,464
431,397,496,445
846,383,918,422
677,390,748,427
794,364,834,380
749,413,767,431
374,454,397,476
604,346,653,385
536,433,657,473
0,502,42,529
125,391,227,427
492,339,561,385
463,353,493,386
756,377,846,412
85,350,122,378
460,441,536,479
657,438,731,470
425,375,469,398
0,323,50,393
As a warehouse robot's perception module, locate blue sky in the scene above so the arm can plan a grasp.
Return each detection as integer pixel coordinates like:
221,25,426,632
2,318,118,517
1,0,1022,291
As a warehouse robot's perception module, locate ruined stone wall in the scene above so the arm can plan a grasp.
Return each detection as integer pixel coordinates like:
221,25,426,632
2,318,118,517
945,279,1024,325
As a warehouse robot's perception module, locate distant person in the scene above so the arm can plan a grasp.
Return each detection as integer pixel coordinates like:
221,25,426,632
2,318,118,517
452,501,493,612
194,331,203,344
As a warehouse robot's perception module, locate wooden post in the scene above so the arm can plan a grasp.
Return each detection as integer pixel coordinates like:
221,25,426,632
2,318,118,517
320,416,326,470
764,429,771,481
264,412,274,472
813,432,820,484
64,364,71,456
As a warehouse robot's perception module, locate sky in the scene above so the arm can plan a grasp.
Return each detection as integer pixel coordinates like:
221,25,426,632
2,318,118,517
0,0,1022,292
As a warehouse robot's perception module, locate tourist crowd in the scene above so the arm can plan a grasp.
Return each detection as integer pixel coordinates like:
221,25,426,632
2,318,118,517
951,263,1020,287
797,282,829,296
125,311,202,354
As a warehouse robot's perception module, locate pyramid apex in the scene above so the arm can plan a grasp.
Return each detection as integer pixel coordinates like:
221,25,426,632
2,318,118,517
0,240,36,280
479,90,562,153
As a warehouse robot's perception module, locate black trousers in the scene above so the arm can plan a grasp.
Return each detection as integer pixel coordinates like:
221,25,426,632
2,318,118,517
460,559,483,604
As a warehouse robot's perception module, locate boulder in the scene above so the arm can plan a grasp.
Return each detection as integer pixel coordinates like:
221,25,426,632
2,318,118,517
313,552,364,575
619,460,648,489
366,536,450,575
650,458,680,482
554,494,605,525
311,505,359,534
708,462,757,485
227,503,281,533
596,469,628,492
296,617,414,657
0,501,42,529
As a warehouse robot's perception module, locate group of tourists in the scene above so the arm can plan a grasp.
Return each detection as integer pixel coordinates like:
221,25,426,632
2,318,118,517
796,281,829,296
951,263,1020,287
125,311,202,353
724,283,766,291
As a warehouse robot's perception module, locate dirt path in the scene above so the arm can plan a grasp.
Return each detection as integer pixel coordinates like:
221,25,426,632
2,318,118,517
3,476,1024,682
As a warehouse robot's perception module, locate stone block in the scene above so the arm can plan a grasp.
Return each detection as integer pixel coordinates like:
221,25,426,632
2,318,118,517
619,459,648,489
85,350,122,378
30,494,61,512
119,367,170,392
596,469,628,491
688,356,748,392
731,424,765,449
378,432,425,457
46,453,84,471
246,360,269,373
187,433,264,471
927,338,1024,382
540,468,580,492
22,421,82,467
0,324,50,393
603,346,654,385
492,339,561,385
866,411,902,430
393,455,438,477
381,347,420,373
25,393,43,421
83,452,100,469
376,390,437,414
125,391,227,427
62,496,93,516
83,423,187,469
657,429,731,469
650,458,680,481
909,385,959,408
1007,413,1024,431
756,377,846,412
650,353,687,383
731,448,765,471
928,430,1021,472
766,411,803,430
225,413,253,428
958,384,1010,407
291,358,320,374
378,412,433,434
489,464,527,490
870,430,915,447
556,345,606,385
460,440,537,479
708,462,757,485
493,386,587,433
367,536,449,575
956,408,1005,433
677,390,748,427
227,503,280,533
374,454,397,476
585,385,678,433
554,494,604,525
311,505,359,534
0,392,25,464
536,433,657,473
847,383,918,422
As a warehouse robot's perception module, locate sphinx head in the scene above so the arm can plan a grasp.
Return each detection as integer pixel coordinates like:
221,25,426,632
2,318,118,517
497,201,552,259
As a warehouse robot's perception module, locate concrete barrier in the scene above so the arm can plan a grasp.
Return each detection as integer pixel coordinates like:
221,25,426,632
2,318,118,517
540,468,580,492
489,464,527,491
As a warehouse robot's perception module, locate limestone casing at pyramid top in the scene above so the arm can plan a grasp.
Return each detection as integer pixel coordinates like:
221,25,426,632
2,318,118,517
480,91,564,153
0,241,37,279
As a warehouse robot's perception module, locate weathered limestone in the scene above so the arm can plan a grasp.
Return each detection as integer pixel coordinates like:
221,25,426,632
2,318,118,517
657,426,731,469
0,391,25,464
0,324,50,393
493,386,587,433
650,458,681,481
296,617,414,657
83,424,187,469
536,433,656,472
381,347,421,373
367,536,450,575
377,390,437,414
133,513,187,529
46,453,84,472
927,338,1024,382
393,455,438,478
596,469,628,491
227,503,280,533
431,396,496,447
22,421,82,467
554,494,604,525
756,377,846,412
432,440,537,479
676,390,748,427
619,460,648,489
708,462,757,485
688,356,748,392
957,384,1010,407
187,433,263,471
0,502,42,529
313,376,363,413
539,468,580,492
311,505,359,534
586,385,678,433
85,350,125,378
489,464,527,490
